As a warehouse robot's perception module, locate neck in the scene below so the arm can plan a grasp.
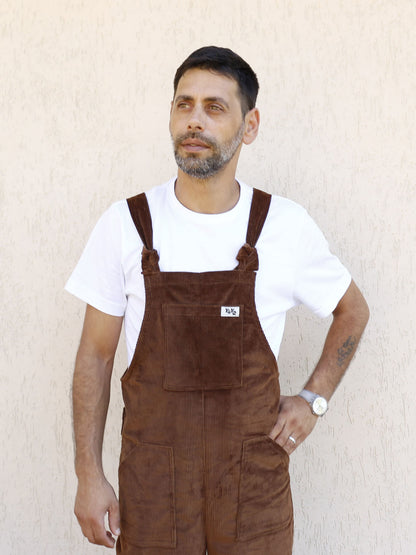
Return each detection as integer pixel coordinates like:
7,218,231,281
175,165,240,214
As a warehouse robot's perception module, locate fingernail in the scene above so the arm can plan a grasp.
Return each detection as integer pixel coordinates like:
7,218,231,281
115,528,121,536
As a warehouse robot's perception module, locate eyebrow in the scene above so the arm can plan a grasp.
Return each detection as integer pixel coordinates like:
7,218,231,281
174,95,230,110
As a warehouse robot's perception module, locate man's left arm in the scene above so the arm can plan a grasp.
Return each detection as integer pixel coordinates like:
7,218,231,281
269,279,370,453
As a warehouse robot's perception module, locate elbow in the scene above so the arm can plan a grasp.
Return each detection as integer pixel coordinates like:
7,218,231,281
333,280,370,331
358,296,370,331
353,282,370,329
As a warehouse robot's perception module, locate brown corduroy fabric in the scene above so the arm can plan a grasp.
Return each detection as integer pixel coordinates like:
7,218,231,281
117,189,293,554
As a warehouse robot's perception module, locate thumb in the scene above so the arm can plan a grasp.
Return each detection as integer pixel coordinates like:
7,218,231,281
108,498,121,537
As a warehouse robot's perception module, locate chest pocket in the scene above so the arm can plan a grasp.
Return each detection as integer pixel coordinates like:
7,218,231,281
162,304,244,391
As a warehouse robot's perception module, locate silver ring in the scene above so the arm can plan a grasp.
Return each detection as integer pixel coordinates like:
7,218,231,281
288,435,296,445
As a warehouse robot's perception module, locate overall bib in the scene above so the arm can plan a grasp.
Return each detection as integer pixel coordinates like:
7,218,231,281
117,189,293,554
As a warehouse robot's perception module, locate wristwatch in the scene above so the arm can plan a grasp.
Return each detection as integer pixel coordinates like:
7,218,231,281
298,389,328,416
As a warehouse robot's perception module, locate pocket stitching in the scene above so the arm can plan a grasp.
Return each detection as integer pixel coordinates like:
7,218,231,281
163,303,244,390
119,440,176,548
236,436,292,542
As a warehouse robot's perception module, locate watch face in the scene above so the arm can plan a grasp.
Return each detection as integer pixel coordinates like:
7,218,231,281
312,397,328,416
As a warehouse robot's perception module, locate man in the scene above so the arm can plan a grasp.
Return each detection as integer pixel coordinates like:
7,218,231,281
67,46,369,554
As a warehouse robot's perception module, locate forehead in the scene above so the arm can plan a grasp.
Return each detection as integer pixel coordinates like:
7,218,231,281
174,68,240,103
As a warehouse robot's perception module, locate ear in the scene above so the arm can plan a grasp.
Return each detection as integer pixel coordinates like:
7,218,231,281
242,108,260,145
168,100,174,133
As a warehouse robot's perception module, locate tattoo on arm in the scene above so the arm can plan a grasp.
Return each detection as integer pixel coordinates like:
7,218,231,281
337,336,357,367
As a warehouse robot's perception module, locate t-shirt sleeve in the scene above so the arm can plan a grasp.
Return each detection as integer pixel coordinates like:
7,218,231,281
65,203,127,316
293,212,351,318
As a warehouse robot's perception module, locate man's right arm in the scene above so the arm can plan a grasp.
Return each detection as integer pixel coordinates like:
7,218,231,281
72,304,123,548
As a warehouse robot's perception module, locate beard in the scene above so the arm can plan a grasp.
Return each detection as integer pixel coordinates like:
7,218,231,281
172,123,245,178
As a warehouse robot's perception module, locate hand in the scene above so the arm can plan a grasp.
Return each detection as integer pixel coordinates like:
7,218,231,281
268,395,318,455
74,475,120,548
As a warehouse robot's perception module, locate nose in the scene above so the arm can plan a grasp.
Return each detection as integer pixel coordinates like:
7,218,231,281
187,105,205,132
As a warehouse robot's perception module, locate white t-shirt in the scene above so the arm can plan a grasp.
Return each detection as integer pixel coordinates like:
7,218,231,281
65,178,351,364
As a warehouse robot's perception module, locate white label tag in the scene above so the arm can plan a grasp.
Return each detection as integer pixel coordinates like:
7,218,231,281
221,306,240,317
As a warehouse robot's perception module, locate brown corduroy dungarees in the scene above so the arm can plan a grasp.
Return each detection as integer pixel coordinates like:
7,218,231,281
117,189,293,554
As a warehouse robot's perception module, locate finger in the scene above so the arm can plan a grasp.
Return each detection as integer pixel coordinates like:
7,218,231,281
87,517,115,547
268,429,294,455
108,500,121,538
268,416,285,443
271,423,291,448
274,430,292,452
285,434,298,454
271,434,294,455
92,527,115,548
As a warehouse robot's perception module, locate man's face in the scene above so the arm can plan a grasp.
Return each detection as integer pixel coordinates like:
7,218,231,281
169,68,246,178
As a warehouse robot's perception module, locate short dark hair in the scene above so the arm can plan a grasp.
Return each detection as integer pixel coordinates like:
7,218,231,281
173,46,259,115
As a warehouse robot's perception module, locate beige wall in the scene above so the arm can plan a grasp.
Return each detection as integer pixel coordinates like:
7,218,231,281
1,1,415,553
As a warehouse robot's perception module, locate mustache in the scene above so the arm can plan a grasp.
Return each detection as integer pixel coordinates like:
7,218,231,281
175,132,216,149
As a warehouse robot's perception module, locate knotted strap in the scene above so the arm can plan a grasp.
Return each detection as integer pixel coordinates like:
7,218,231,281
127,193,160,274
127,188,272,274
236,188,272,271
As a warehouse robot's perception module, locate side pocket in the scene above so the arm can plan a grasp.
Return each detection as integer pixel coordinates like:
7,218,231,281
237,436,293,542
119,440,176,548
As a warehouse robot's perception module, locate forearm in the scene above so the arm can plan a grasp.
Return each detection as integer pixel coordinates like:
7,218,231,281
270,281,369,454
304,280,369,400
71,306,122,546
72,349,114,480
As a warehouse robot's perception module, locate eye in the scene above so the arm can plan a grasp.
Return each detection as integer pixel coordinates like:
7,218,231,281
208,104,223,112
177,101,190,110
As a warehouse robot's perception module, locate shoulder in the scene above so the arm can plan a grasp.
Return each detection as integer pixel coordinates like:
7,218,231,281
240,182,308,223
257,191,310,244
96,198,130,227
268,193,308,222
97,179,175,238
144,178,175,215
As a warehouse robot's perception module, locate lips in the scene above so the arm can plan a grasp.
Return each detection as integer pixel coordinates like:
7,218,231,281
181,139,210,151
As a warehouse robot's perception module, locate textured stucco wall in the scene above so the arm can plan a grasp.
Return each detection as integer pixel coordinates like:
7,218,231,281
1,1,415,554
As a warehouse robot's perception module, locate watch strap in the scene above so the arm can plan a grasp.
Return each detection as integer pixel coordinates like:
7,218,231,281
298,389,318,404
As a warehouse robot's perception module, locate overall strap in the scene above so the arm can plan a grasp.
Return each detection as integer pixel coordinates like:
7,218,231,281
235,188,272,271
127,193,154,250
245,188,272,247
127,193,160,274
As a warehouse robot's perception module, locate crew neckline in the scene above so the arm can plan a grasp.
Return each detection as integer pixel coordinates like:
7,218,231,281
167,177,251,221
